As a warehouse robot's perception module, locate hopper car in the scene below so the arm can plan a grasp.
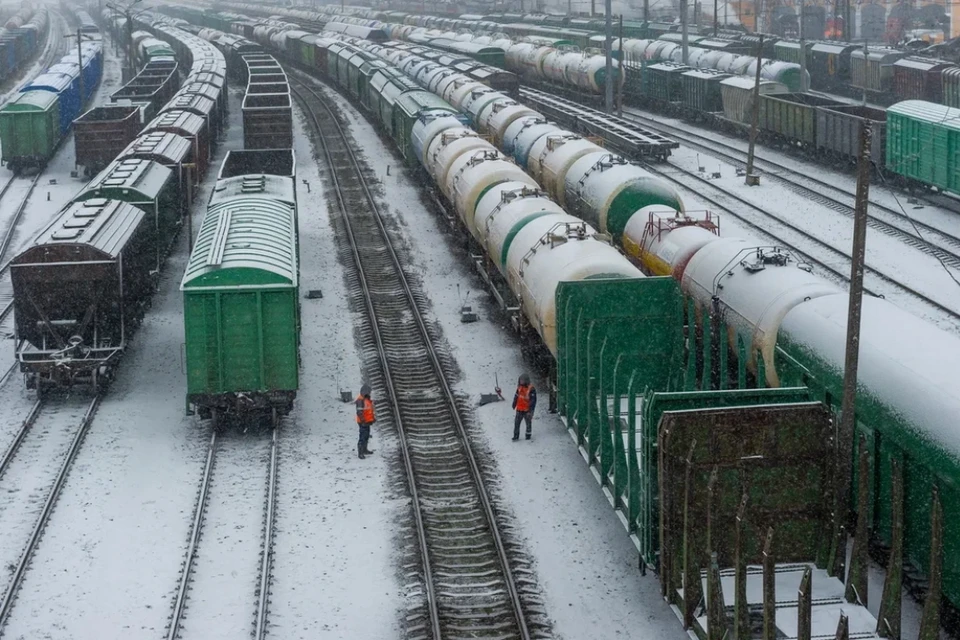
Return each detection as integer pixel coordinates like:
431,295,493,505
181,17,960,633
10,17,227,393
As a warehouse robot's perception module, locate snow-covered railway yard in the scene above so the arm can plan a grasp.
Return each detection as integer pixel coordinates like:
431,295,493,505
0,16,954,639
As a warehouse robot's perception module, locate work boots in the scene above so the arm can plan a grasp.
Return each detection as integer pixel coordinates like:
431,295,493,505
363,447,375,455
358,443,365,460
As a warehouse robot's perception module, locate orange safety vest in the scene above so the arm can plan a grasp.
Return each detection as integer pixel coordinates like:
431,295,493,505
515,385,532,412
356,395,375,424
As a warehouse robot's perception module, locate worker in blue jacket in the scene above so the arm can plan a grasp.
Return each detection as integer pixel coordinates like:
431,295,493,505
512,373,537,441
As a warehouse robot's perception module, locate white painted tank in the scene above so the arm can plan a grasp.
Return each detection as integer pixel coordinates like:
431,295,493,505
537,136,604,205
563,152,684,239
571,54,624,93
542,49,578,84
475,184,564,269
504,214,643,355
436,73,468,100
621,214,718,278
412,113,463,167
510,120,563,169
463,90,509,127
502,116,544,158
427,129,491,187
445,79,486,109
681,238,842,386
482,102,539,147
448,151,537,233
526,132,581,185
518,44,552,78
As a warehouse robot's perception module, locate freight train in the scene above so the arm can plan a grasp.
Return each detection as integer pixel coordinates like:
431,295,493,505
10,17,226,393
0,4,48,88
166,11,960,632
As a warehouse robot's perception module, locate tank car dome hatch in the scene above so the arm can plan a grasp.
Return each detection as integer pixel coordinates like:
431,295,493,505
501,115,544,157
474,183,564,267
681,238,841,387
622,213,717,279
510,120,563,168
538,137,606,207
428,129,491,187
412,113,465,167
526,131,581,185
563,153,684,239
449,150,537,232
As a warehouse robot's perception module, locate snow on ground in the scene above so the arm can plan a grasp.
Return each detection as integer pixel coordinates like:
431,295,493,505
0,87,240,640
310,80,690,639
664,144,960,326
264,99,404,640
0,10,66,108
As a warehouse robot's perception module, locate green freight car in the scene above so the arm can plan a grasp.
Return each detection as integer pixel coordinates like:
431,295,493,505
181,169,299,428
0,90,61,172
886,99,960,195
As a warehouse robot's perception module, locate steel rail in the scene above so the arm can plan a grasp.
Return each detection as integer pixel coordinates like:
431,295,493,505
0,400,43,483
0,395,101,629
0,173,44,266
647,161,960,320
166,430,217,640
290,73,532,640
254,426,279,640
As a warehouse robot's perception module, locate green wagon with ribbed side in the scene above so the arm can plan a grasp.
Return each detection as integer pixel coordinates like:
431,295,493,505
181,170,299,428
0,90,61,172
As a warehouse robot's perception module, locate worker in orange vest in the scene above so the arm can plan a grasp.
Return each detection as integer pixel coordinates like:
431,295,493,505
356,383,375,459
512,373,537,441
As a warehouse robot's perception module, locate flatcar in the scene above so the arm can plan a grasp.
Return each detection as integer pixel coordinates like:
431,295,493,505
181,150,299,427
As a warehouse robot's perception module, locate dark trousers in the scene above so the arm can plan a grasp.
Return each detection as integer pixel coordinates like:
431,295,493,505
513,411,532,438
358,424,371,450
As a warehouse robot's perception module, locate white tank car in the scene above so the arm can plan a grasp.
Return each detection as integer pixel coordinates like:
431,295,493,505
502,115,544,157
436,73,468,101
504,214,643,355
681,238,841,387
412,113,463,167
427,129,490,186
445,79,485,109
464,90,510,127
448,151,537,232
475,184,565,270
563,152,684,238
539,138,606,206
542,48,576,84
510,120,563,168
779,294,960,458
571,54,624,93
482,103,539,147
472,95,514,133
526,132,581,185
623,215,718,278
423,66,451,93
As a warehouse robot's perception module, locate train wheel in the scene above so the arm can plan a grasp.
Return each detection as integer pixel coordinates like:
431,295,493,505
271,407,278,430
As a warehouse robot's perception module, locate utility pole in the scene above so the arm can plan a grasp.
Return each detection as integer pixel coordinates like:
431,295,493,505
745,34,763,186
714,0,718,36
680,0,688,64
862,40,868,105
643,0,648,26
617,14,623,117
77,28,84,107
837,119,872,543
604,0,613,113
799,0,807,91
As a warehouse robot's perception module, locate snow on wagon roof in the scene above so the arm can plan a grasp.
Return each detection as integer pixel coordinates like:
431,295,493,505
21,199,145,260
78,158,173,201
887,99,960,129
780,294,960,458
181,176,297,289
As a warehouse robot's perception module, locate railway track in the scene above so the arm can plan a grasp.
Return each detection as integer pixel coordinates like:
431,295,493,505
0,172,44,333
608,97,960,266
0,395,101,630
290,72,545,640
647,160,960,320
522,89,960,270
166,428,279,640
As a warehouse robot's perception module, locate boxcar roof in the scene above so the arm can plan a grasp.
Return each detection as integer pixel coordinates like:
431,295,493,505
79,158,173,201
145,110,206,137
887,99,960,129
16,199,146,261
181,192,298,288
209,175,296,208
119,131,193,165
24,72,75,92
2,90,58,111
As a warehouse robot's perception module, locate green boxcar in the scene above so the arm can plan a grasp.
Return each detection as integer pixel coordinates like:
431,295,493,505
392,94,457,162
181,174,299,424
0,91,61,171
886,99,960,194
